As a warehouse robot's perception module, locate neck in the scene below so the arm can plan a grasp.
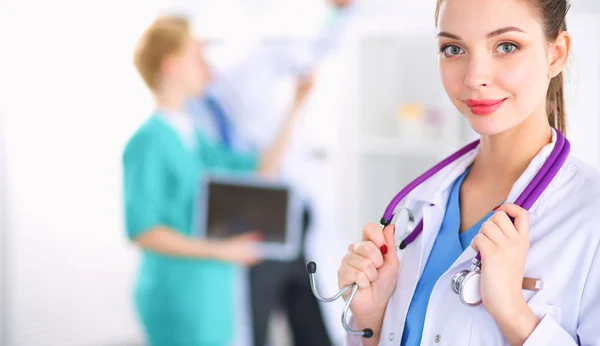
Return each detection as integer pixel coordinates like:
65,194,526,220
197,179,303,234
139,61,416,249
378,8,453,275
154,86,188,114
470,111,553,186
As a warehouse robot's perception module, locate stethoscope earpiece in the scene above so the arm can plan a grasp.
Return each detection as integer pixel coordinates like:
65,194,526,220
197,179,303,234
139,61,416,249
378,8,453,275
306,261,316,274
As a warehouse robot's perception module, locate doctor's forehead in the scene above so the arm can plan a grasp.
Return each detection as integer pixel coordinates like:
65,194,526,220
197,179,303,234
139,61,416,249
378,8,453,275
437,0,543,39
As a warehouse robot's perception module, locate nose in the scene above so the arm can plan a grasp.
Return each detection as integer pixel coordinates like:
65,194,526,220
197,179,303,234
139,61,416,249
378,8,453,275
464,54,493,90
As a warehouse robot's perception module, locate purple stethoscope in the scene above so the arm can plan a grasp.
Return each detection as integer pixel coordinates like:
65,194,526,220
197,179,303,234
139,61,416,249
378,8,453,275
306,129,570,338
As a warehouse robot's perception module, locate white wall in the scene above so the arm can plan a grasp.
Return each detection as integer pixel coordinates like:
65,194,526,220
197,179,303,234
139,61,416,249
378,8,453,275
0,1,161,345
1,111,8,346
564,10,600,169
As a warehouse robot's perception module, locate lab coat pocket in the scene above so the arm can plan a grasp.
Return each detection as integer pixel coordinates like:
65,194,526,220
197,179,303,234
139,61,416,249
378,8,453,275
528,304,562,323
466,304,561,346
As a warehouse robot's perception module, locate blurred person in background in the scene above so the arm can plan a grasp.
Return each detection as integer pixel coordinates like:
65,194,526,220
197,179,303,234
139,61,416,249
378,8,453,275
123,16,309,346
163,0,360,345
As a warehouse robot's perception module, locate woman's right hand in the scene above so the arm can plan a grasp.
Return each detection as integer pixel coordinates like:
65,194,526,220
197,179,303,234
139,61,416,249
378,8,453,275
337,223,399,336
293,71,316,107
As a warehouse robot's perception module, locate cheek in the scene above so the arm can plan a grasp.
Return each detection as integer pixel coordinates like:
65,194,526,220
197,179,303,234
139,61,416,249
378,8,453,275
497,52,549,110
186,63,203,85
440,62,465,96
439,62,466,104
198,66,208,81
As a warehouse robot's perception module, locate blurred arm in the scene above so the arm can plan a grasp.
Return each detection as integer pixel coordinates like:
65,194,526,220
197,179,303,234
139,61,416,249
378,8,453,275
255,72,314,178
200,71,315,178
208,0,358,96
133,227,221,259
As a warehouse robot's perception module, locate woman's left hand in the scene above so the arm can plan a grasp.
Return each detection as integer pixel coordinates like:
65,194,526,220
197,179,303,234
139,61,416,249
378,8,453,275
471,203,540,344
471,203,528,317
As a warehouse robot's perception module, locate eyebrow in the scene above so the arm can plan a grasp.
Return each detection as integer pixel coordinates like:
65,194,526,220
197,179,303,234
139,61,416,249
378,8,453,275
437,26,526,40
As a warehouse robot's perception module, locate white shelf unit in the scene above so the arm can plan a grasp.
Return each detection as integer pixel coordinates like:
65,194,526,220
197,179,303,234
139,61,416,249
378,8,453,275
333,21,477,241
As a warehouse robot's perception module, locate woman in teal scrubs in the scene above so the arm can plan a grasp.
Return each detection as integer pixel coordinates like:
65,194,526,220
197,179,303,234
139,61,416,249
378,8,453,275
124,16,314,346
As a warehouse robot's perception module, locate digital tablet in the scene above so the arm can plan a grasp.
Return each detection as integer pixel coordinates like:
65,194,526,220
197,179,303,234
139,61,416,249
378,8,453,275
195,173,302,261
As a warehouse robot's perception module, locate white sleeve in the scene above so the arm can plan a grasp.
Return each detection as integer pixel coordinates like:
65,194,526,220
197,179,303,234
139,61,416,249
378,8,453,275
524,244,600,346
291,2,360,75
229,2,360,79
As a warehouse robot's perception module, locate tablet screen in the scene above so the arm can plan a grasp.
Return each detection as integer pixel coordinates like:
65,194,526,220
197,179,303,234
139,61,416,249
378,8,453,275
204,181,289,244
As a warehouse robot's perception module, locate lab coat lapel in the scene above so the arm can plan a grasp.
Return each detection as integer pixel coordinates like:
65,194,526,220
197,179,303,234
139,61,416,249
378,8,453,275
390,147,479,332
418,204,444,278
413,149,479,277
392,218,424,332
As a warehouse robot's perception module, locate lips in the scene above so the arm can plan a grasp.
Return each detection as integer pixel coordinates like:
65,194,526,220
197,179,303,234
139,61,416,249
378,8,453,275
465,98,507,115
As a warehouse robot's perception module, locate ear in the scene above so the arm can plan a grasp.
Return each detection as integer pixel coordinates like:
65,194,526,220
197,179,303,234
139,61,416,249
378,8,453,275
161,54,179,77
547,31,571,78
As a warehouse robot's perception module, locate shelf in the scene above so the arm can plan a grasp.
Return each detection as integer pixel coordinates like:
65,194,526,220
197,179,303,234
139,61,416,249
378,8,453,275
358,136,448,157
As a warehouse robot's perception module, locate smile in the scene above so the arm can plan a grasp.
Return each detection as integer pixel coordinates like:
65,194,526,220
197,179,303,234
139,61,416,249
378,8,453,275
464,98,507,116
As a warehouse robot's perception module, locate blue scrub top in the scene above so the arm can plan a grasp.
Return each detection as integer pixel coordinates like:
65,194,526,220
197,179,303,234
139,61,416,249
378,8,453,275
401,168,494,346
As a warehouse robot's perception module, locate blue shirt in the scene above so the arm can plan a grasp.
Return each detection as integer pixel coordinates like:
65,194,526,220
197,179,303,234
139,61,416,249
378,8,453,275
400,168,493,346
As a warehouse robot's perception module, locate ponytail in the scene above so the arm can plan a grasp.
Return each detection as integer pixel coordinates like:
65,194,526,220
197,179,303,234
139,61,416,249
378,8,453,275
546,72,567,135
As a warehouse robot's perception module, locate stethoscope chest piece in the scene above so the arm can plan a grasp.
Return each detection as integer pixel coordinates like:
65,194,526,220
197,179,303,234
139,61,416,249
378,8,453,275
451,269,469,295
451,256,483,306
452,269,482,306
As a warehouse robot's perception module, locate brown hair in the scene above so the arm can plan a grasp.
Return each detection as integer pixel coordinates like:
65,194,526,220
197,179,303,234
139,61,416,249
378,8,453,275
133,16,190,91
435,0,571,134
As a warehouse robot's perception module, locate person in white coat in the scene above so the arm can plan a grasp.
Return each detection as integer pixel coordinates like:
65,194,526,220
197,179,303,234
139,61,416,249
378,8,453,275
172,1,361,345
338,0,600,345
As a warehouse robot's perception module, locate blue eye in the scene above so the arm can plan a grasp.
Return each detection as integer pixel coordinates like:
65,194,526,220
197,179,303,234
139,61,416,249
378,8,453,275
496,42,518,54
441,45,464,57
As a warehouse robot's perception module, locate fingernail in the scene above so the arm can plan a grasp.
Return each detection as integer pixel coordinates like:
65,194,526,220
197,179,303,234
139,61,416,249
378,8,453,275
493,205,501,211
380,245,388,255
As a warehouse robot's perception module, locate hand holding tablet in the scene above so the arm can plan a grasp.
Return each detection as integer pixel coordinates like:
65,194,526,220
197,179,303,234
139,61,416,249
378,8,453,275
196,173,302,261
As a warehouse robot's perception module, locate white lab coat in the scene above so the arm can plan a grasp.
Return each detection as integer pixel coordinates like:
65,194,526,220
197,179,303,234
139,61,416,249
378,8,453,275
192,2,360,200
346,129,600,346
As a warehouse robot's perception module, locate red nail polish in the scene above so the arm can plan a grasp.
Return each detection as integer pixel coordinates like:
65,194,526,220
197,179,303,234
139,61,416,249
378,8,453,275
380,245,388,255
493,205,500,211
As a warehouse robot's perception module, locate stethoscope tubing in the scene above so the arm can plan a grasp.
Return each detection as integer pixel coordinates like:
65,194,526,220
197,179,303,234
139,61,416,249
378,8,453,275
307,129,569,338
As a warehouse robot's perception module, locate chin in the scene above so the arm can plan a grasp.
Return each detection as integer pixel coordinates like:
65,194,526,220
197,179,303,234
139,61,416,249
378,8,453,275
460,108,518,137
467,122,505,137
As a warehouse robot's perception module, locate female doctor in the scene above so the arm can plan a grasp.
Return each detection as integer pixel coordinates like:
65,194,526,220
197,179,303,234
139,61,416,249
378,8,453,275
338,0,600,345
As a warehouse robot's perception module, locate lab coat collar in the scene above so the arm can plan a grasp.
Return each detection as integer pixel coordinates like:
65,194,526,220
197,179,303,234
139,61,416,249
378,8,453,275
503,128,558,216
406,129,558,217
406,145,479,207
